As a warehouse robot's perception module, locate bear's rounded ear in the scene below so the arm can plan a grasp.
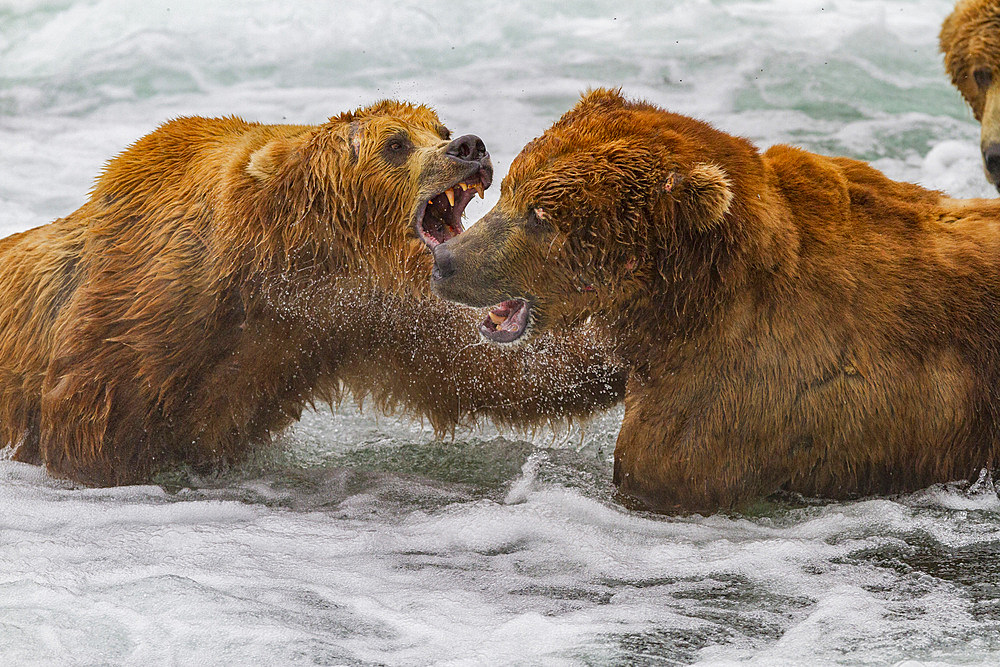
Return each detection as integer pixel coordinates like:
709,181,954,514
664,163,734,231
246,138,296,181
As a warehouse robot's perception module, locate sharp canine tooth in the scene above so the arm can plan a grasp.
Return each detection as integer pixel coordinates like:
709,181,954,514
475,183,485,198
488,311,506,325
445,188,455,206
428,200,433,205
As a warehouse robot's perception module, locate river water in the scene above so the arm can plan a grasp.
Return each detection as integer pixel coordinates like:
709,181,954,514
2,1,999,664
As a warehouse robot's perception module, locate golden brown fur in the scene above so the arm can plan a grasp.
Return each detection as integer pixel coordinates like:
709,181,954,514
2,101,625,486
433,89,1000,514
941,0,1000,189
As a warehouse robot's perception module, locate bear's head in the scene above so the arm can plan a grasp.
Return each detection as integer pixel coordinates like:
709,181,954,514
431,89,753,345
940,0,1000,191
234,100,492,293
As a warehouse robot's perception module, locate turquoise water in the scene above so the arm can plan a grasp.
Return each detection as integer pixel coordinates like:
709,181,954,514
2,1,999,664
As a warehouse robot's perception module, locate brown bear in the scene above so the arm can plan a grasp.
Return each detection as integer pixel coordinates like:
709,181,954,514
431,88,1000,514
940,0,1000,191
1,100,625,487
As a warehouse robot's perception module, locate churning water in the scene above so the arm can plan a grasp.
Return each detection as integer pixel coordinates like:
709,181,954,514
2,1,999,664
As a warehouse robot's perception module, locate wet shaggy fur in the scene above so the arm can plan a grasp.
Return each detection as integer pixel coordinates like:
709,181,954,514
940,0,1000,189
433,89,1000,514
1,101,625,486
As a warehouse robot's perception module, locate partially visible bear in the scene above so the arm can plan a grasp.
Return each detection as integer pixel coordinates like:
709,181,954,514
432,89,1000,514
941,0,1000,191
2,101,625,486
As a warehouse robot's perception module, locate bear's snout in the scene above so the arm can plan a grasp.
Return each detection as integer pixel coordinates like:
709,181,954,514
431,244,457,281
445,134,488,164
983,142,1000,189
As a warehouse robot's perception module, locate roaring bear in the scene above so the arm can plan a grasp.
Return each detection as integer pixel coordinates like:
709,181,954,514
1,100,625,487
431,89,1000,514
941,0,1000,191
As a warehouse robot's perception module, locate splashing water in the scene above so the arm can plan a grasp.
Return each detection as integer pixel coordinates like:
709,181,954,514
2,1,999,664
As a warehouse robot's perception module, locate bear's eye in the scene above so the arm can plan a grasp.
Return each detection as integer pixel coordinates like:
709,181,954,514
974,67,993,91
381,135,412,165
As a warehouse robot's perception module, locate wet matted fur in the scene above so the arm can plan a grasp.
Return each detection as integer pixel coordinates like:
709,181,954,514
1,101,625,486
433,89,1000,514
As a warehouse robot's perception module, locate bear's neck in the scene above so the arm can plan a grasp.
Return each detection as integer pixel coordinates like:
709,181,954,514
607,168,798,371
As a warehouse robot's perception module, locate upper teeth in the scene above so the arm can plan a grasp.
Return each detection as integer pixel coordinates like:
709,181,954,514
456,182,485,199
434,182,484,207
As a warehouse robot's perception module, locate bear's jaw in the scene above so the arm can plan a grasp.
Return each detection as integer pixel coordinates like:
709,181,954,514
478,298,531,344
415,170,490,248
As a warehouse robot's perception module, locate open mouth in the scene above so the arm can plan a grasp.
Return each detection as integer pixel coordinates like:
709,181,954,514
415,168,492,248
478,298,531,344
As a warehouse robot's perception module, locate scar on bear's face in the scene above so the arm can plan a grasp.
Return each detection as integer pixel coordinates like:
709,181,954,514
348,121,363,161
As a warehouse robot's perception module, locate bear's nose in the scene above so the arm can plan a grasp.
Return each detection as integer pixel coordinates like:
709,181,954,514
445,134,488,163
432,244,457,281
984,143,1000,190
